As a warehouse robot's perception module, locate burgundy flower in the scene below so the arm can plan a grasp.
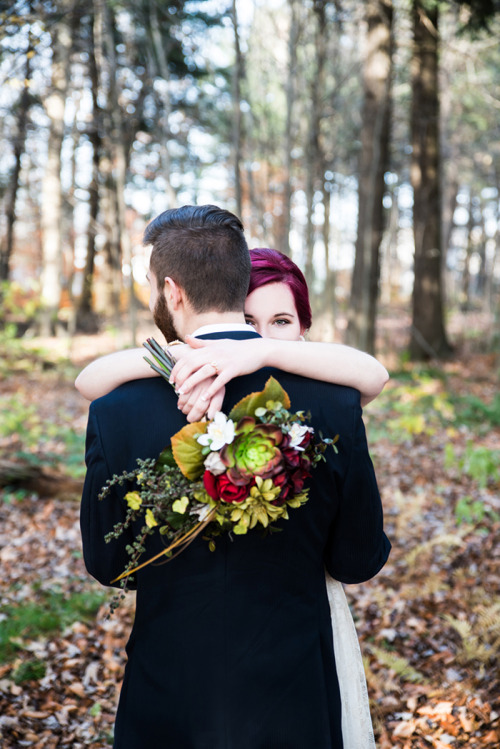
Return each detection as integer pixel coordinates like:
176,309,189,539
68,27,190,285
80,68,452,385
289,466,311,494
282,446,301,468
298,431,313,450
271,473,290,504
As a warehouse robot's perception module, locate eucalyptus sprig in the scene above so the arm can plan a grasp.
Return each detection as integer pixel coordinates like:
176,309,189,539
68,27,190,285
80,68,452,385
143,337,177,383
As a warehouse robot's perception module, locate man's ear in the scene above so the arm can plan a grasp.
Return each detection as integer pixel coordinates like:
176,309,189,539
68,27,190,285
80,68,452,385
164,277,183,309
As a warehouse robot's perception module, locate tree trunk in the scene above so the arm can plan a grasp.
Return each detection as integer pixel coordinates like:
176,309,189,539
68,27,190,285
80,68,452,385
380,183,400,304
39,15,72,335
115,141,137,345
409,0,452,359
231,0,243,218
280,0,300,256
460,190,474,311
346,0,393,355
322,183,337,330
75,16,100,333
475,201,486,301
489,190,499,350
104,5,136,344
93,0,122,325
148,3,178,209
99,167,122,323
304,0,328,290
0,42,32,283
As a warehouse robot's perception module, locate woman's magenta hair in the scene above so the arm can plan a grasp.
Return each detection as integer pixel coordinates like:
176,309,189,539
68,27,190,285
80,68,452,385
249,248,312,331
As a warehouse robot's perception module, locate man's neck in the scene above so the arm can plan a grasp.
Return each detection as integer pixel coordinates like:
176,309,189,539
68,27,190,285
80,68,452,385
183,311,247,338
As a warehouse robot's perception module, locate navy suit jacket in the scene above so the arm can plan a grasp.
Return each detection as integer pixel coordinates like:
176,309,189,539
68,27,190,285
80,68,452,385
81,331,390,749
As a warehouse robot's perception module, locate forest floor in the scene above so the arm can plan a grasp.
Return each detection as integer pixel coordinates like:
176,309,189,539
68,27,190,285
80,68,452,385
0,309,499,748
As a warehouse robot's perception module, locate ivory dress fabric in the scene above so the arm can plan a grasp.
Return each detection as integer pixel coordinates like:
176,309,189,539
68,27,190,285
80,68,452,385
327,575,376,749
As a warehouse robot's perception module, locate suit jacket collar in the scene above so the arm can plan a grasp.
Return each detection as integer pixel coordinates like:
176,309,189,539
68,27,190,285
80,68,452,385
197,329,262,340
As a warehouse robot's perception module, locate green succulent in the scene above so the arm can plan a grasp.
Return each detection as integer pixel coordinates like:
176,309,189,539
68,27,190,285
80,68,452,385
221,416,283,485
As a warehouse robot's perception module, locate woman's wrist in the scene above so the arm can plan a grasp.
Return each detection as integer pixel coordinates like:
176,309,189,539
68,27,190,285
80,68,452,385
254,337,276,369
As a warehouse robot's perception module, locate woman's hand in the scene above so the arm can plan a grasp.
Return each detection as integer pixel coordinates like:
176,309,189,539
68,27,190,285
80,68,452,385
177,377,226,422
170,336,267,405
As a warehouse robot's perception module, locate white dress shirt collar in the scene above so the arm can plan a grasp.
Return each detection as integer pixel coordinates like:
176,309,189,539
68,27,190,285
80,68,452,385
191,323,258,337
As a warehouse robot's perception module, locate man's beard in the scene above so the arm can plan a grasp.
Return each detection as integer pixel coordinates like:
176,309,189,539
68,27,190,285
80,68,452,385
153,292,181,342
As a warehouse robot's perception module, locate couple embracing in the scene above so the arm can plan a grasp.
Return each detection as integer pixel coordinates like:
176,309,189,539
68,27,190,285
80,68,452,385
79,204,391,749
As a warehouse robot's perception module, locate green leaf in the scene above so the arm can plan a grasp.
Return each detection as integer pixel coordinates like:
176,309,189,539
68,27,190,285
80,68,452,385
229,377,291,422
171,421,207,480
155,446,176,469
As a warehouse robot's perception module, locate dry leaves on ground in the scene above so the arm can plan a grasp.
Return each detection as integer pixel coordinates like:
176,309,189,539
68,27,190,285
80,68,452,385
0,344,499,747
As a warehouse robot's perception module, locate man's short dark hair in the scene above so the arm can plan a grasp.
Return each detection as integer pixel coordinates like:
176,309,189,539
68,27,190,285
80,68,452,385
145,205,251,313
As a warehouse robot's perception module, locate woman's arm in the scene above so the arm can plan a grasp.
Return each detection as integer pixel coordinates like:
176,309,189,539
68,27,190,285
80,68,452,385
172,336,389,410
75,336,389,411
75,348,160,400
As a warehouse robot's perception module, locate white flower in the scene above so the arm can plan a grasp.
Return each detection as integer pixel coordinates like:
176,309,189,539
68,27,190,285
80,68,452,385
197,412,235,451
204,450,226,476
190,504,213,522
287,423,311,451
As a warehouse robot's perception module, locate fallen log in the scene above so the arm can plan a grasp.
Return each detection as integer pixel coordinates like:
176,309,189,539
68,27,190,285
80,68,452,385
0,457,82,498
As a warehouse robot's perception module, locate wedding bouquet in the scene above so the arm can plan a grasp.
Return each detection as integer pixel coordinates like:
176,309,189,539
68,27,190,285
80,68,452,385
99,339,337,590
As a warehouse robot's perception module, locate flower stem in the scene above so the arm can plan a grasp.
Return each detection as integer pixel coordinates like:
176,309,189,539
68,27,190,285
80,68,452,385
110,507,217,583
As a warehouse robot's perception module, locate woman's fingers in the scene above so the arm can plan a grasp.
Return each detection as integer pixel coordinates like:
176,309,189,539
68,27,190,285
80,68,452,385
183,397,208,423
173,350,235,392
177,364,228,394
178,379,226,423
206,387,225,420
177,379,213,422
169,337,259,392
170,344,220,386
200,375,231,403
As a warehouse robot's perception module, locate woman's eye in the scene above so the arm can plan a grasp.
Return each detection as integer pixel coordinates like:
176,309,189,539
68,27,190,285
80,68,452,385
245,318,256,327
274,319,290,326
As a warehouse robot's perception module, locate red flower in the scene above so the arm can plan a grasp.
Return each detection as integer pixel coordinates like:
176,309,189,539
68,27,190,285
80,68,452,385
203,471,250,504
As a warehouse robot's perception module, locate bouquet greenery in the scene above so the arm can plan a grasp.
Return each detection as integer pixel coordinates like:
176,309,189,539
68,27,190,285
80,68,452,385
99,340,337,590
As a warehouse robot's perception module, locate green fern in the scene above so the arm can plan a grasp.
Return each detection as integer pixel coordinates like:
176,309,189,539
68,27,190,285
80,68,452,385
368,644,426,684
443,603,500,665
404,532,466,567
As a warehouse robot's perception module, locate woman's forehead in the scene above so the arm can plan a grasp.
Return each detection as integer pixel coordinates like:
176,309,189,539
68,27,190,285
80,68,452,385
245,282,296,312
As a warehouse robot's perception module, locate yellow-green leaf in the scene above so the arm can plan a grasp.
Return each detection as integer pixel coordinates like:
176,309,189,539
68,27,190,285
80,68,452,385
171,421,207,479
172,496,189,514
254,506,269,527
145,509,158,528
229,377,290,421
125,491,142,510
233,522,248,535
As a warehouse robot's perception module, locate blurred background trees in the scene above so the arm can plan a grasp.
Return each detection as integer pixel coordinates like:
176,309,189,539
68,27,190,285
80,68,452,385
1,0,499,359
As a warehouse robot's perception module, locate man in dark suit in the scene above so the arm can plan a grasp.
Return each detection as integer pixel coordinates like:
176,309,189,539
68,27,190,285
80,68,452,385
81,204,390,749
